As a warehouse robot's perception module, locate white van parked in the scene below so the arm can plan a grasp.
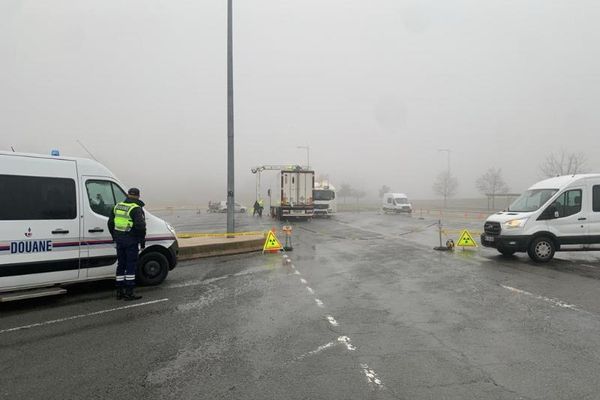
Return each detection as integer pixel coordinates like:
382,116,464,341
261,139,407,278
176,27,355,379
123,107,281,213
0,151,178,299
382,193,413,214
481,174,600,262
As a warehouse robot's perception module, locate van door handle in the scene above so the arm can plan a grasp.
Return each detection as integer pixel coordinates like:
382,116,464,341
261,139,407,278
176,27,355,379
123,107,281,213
88,228,104,233
51,229,70,234
578,217,587,221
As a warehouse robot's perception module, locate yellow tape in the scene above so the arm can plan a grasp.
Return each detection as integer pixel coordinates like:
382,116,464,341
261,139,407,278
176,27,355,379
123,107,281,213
177,231,266,239
441,230,482,235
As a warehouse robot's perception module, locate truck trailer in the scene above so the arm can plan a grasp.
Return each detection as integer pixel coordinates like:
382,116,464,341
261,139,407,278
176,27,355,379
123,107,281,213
270,168,315,220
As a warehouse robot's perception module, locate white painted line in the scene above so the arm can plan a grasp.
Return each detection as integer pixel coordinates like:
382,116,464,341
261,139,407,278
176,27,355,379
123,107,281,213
0,298,170,335
293,270,301,276
306,286,315,295
326,315,339,327
337,335,356,351
300,278,308,284
361,363,384,388
314,298,325,308
168,276,228,288
501,285,581,311
296,341,336,360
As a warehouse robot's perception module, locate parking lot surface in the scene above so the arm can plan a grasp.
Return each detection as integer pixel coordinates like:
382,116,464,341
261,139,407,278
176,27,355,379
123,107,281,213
2,211,600,399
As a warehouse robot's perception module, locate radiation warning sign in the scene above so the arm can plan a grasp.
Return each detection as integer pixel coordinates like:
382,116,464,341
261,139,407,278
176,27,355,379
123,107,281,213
457,230,478,247
263,230,283,252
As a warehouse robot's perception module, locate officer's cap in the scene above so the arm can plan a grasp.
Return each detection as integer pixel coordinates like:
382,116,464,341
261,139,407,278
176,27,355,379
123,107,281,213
128,188,141,196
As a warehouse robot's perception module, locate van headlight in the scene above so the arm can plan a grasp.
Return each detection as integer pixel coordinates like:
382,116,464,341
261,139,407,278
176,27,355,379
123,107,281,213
166,223,177,236
504,218,528,229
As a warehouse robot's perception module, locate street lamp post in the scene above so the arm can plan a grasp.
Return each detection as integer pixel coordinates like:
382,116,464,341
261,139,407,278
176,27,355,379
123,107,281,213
226,0,235,237
297,145,310,169
437,148,451,174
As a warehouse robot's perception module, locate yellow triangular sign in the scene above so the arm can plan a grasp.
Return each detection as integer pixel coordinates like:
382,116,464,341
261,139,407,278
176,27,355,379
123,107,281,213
263,230,283,252
457,230,477,247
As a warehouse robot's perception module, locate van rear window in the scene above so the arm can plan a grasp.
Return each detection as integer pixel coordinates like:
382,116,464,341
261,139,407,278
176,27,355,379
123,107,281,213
0,175,77,220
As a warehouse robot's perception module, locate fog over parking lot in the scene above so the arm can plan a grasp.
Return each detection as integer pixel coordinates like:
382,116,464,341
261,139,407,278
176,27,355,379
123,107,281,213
2,0,599,206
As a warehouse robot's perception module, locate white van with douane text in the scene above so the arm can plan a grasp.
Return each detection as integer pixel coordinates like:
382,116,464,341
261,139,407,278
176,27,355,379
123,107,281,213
0,151,178,300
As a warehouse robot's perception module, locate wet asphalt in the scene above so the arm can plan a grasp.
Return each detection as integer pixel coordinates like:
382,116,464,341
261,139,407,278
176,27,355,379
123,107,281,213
2,211,600,399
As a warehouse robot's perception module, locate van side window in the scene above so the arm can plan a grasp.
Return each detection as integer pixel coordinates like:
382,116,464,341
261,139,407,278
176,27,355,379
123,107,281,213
387,198,392,204
0,175,76,220
547,189,582,219
86,180,126,217
593,186,600,212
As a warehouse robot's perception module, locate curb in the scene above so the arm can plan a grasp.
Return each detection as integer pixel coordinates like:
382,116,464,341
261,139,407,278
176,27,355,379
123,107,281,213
177,235,265,261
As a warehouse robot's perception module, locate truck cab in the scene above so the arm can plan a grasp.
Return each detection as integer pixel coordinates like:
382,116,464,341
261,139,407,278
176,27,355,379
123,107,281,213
313,183,337,217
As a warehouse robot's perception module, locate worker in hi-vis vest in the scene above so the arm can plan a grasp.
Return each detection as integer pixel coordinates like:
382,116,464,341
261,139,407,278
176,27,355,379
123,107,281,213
108,188,146,300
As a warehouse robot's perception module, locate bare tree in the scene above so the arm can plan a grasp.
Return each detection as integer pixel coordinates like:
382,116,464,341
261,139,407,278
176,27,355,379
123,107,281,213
432,171,458,208
338,183,353,206
539,150,587,177
476,168,509,209
378,185,391,198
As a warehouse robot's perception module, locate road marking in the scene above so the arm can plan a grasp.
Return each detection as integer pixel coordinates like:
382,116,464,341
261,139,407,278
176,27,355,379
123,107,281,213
337,335,356,351
0,298,170,335
289,260,385,391
168,276,228,288
500,285,581,311
361,363,384,388
580,264,598,269
326,315,339,326
167,267,266,288
296,341,336,360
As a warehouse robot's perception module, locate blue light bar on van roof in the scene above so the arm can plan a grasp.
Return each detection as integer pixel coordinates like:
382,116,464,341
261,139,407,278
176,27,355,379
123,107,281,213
51,149,60,156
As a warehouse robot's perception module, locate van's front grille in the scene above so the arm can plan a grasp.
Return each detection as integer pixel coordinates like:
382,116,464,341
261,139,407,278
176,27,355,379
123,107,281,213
484,221,501,235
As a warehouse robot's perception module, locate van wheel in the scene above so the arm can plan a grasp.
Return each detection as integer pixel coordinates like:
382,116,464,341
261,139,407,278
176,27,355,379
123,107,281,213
137,252,169,285
498,248,515,256
527,237,555,263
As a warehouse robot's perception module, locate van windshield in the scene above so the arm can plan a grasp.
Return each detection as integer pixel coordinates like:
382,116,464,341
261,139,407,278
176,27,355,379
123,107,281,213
508,189,558,212
394,198,408,205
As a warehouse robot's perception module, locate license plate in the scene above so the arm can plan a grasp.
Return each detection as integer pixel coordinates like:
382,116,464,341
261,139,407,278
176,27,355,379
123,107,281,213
485,235,495,242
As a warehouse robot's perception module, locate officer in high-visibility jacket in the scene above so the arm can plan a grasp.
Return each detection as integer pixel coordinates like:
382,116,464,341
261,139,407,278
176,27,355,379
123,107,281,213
108,188,146,300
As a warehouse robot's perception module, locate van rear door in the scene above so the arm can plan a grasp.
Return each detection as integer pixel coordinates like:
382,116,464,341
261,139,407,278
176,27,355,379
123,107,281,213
81,177,127,278
0,155,81,290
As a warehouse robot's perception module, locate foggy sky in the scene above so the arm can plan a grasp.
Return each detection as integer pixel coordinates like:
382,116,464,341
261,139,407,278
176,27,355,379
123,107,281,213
2,0,599,207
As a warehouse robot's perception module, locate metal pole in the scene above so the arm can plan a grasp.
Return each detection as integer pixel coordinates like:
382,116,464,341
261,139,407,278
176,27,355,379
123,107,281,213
226,0,235,237
297,145,310,169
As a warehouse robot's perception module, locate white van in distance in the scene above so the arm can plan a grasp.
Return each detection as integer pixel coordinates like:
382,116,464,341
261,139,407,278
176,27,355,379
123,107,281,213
382,193,412,214
481,174,600,262
0,151,178,299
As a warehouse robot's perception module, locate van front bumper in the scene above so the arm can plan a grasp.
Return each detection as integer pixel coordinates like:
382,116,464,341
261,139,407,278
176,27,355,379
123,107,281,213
169,240,179,270
480,234,530,252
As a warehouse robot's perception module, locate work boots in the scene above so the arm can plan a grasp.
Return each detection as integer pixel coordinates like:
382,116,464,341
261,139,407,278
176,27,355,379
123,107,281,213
123,287,142,301
116,287,125,300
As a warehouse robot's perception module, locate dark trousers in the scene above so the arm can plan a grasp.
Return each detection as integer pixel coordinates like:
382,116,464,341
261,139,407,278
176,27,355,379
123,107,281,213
115,235,139,287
